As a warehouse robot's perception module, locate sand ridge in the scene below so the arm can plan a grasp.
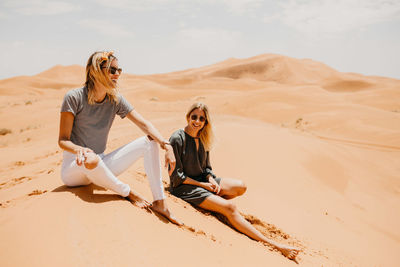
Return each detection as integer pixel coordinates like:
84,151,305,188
0,54,399,266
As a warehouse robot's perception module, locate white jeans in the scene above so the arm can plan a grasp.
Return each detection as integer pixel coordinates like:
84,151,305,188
61,136,165,200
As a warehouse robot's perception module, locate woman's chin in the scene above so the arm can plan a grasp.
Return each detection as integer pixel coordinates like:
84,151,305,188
191,126,203,133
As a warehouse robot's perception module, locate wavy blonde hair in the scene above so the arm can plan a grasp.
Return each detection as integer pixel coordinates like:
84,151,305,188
84,51,119,105
186,102,214,151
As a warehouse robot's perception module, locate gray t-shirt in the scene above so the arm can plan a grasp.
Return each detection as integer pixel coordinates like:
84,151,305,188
60,87,134,154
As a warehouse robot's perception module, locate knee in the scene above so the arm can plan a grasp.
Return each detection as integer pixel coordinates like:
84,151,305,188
237,181,247,196
222,202,238,216
84,154,100,170
149,140,158,149
146,137,158,150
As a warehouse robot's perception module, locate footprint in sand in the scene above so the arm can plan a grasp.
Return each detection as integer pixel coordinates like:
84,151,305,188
182,225,211,238
0,190,47,209
14,161,25,166
28,189,47,196
0,176,32,190
135,170,147,182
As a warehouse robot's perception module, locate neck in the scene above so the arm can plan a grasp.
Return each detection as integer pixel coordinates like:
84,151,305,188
93,84,108,102
184,125,199,138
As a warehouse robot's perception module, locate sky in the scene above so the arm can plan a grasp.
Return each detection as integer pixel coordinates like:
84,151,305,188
1,0,400,80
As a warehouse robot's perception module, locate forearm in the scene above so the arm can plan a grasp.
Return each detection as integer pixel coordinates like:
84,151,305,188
182,177,215,192
136,119,168,147
58,139,85,154
127,110,170,149
182,177,204,187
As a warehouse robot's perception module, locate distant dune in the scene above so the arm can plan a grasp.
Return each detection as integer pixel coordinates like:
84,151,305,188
0,65,85,95
36,64,85,81
0,54,399,267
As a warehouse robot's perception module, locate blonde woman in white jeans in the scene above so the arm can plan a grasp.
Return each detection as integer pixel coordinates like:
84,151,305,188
58,51,181,225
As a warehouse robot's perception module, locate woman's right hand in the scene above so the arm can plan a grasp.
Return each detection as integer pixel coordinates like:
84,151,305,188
200,182,219,193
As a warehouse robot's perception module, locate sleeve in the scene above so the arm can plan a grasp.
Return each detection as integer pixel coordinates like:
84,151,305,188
60,90,80,115
204,151,216,179
116,94,134,118
169,133,187,188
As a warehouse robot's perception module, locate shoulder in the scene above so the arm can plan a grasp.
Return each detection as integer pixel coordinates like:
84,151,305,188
61,87,86,114
116,92,124,102
116,92,131,106
64,87,85,100
170,129,185,145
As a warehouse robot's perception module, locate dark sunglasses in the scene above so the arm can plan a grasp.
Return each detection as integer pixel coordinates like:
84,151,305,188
190,114,206,122
102,66,122,75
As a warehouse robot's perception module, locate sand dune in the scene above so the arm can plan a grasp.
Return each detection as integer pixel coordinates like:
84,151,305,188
1,54,399,266
35,64,85,81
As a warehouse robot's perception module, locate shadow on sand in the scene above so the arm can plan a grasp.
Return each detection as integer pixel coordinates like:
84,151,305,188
52,184,124,204
52,184,170,224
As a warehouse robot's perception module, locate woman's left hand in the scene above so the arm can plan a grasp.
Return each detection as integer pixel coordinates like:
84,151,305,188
164,145,176,171
83,150,100,170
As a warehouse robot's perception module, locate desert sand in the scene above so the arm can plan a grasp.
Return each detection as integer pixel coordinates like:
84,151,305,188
0,54,399,266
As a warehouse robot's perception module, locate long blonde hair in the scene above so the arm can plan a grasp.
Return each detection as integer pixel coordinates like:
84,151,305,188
186,102,214,151
84,51,119,105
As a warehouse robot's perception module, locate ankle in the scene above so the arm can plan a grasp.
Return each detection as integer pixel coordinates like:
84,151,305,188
152,199,167,208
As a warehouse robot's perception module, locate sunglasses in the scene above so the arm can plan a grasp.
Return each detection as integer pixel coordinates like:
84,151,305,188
102,66,122,75
190,114,206,122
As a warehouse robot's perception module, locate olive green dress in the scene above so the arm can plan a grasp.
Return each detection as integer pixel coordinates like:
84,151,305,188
169,129,221,205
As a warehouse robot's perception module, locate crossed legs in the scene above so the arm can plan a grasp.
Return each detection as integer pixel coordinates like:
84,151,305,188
61,136,181,225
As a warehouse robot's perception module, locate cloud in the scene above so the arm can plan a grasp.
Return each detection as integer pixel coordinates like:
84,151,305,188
262,13,280,23
3,0,80,15
90,0,174,11
91,0,263,15
78,19,133,38
277,0,400,36
217,0,263,15
176,28,241,47
175,28,242,56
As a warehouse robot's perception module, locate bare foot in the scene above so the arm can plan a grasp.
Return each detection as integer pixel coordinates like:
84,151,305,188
151,199,183,226
276,244,300,262
126,191,151,209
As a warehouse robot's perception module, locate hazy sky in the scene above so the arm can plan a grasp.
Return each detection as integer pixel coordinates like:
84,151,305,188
1,0,400,79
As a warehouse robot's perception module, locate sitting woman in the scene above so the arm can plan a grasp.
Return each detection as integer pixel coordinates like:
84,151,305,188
58,51,180,225
168,102,299,260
